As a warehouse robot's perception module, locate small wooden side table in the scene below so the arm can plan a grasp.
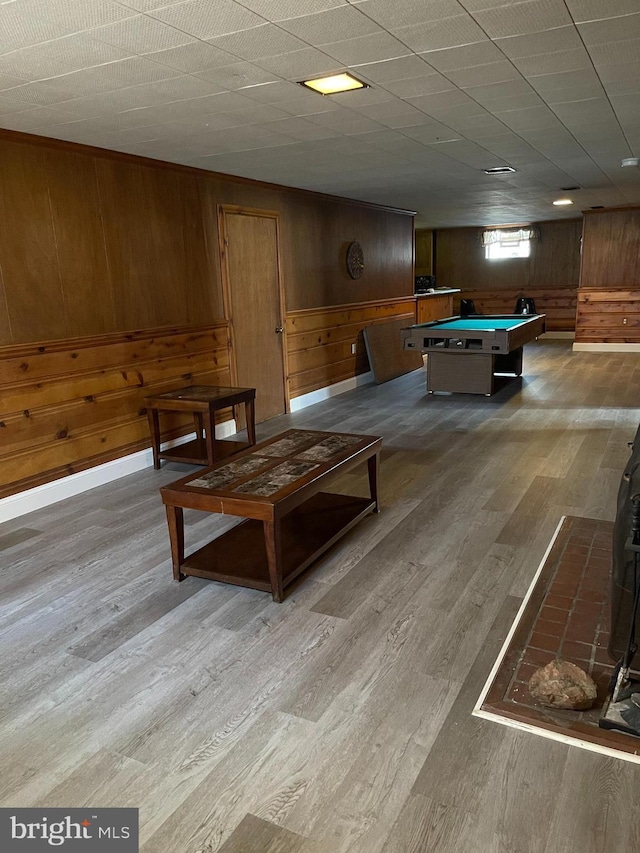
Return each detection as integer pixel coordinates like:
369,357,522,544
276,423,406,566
144,385,256,469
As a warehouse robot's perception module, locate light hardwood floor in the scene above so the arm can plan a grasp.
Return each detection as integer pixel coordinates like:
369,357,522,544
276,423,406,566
1,340,640,852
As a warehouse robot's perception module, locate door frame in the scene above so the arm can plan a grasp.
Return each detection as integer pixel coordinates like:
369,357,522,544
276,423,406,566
217,204,290,414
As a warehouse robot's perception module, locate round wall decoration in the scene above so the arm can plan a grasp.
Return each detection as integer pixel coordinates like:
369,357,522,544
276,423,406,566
346,241,364,279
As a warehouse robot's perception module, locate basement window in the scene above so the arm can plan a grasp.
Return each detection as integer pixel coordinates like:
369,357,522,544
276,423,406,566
482,227,538,260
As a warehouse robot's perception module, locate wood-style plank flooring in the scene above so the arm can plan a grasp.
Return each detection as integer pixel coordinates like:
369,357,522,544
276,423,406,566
2,340,640,852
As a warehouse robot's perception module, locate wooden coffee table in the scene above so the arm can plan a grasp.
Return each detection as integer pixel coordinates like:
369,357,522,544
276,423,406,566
160,429,382,602
144,385,256,469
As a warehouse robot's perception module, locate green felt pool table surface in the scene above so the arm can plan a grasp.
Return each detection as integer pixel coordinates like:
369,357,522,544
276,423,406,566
412,315,536,331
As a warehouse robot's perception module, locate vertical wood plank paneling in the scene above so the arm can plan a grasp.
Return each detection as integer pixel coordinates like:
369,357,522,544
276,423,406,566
0,140,67,342
95,159,156,330
581,209,640,288
180,176,221,323
45,147,115,336
436,220,581,292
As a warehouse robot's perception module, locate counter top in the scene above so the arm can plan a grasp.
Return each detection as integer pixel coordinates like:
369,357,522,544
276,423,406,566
415,288,461,298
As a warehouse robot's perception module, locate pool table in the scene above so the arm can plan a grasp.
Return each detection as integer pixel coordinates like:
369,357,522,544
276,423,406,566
402,314,545,395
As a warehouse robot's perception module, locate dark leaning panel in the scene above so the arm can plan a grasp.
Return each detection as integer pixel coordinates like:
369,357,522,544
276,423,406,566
402,314,546,396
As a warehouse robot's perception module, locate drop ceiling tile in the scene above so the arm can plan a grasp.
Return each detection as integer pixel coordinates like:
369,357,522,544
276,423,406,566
494,104,565,130
472,0,573,38
304,109,386,133
588,38,640,66
278,6,381,42
354,0,466,29
447,60,522,88
496,26,583,58
0,73,29,91
234,0,348,19
207,24,308,59
49,38,141,76
394,16,487,53
355,56,433,84
605,79,640,96
265,94,341,116
406,88,479,112
223,101,302,122
0,78,85,107
149,0,267,40
551,97,617,125
381,73,457,99
428,102,494,123
597,62,640,84
0,49,72,82
194,62,277,90
117,0,194,10
420,41,505,72
256,48,339,78
528,67,600,92
144,42,240,73
321,32,412,65
352,98,430,122
541,82,606,104
264,115,340,140
578,13,640,46
0,99,37,117
47,60,180,97
0,2,75,52
390,119,460,144
484,92,547,111
33,0,138,30
461,0,538,9
464,79,538,104
232,80,303,103
566,0,640,22
511,48,592,76
93,15,199,54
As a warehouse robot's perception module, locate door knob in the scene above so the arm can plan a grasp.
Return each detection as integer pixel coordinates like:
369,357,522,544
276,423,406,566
275,326,283,333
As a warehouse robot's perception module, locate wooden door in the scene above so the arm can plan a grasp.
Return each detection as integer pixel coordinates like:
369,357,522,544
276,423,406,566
218,206,288,423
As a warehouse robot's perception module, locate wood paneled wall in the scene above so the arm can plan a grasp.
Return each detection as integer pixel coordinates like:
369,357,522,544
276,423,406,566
0,323,230,499
0,129,414,497
454,287,577,331
576,208,640,343
286,298,417,398
0,130,414,349
435,219,582,291
575,289,640,343
580,208,640,289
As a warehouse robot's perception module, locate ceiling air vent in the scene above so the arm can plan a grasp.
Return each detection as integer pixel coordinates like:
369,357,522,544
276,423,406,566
483,166,516,174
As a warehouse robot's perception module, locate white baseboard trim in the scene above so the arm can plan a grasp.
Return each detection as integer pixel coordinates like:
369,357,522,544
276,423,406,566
290,370,375,412
0,421,237,524
573,342,640,352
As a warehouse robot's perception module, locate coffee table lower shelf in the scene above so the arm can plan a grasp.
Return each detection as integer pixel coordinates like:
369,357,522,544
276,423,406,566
180,491,375,593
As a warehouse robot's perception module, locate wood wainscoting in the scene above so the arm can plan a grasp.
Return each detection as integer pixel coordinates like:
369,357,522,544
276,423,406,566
454,287,577,332
0,322,230,499
286,297,417,399
575,288,640,343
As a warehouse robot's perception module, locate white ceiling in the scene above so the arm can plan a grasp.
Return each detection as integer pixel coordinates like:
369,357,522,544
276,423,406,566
1,0,639,227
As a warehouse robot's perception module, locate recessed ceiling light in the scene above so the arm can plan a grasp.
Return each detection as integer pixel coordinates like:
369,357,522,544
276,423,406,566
483,166,516,174
299,72,368,95
553,198,573,206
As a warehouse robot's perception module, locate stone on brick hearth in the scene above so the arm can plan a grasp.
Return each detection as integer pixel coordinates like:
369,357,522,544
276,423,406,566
528,659,597,710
